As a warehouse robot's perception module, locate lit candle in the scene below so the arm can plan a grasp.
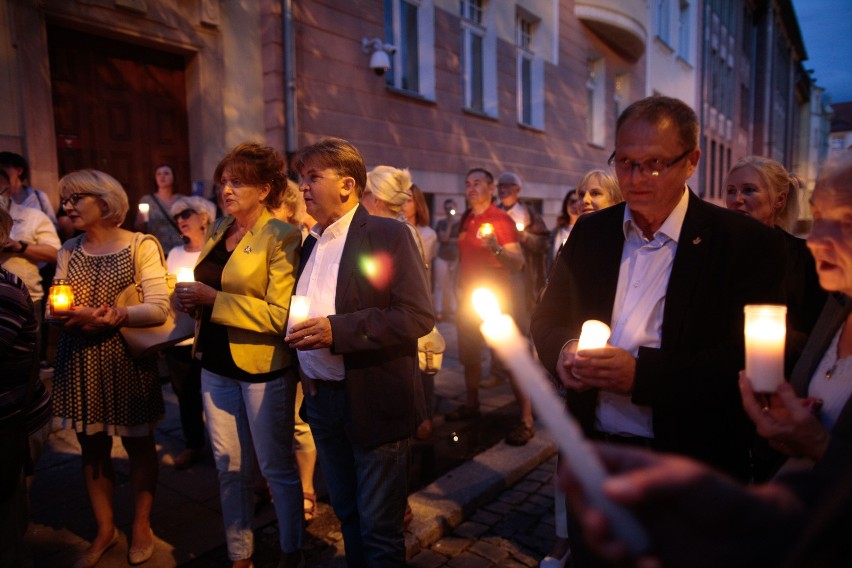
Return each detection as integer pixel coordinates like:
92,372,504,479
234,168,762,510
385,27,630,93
577,320,611,351
471,288,649,554
516,222,525,232
450,209,457,216
175,266,195,283
138,203,150,222
477,222,494,239
48,280,74,315
287,295,311,330
744,304,787,392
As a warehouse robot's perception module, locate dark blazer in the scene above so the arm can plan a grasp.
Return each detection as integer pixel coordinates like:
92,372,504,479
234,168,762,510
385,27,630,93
790,293,852,473
532,191,786,479
296,206,434,449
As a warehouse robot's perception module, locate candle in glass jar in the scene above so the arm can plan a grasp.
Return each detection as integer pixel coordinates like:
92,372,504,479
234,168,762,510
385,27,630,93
287,295,311,330
744,304,787,392
49,280,74,314
477,222,494,239
471,288,649,554
138,203,150,222
175,266,195,283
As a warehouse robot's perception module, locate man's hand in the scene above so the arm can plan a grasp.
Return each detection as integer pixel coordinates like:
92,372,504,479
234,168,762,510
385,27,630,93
559,444,801,568
739,373,829,460
557,341,592,392
571,346,637,395
286,317,334,350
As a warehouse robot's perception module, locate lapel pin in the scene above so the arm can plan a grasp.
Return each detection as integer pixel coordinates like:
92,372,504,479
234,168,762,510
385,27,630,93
692,237,702,245
244,245,253,254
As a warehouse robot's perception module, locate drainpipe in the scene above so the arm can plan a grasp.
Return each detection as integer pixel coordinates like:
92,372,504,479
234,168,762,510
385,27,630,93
283,0,298,158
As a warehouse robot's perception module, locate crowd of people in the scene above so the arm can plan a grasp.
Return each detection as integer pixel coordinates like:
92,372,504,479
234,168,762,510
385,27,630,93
1,93,850,568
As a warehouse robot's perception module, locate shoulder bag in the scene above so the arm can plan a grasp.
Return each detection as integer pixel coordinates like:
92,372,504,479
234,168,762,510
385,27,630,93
115,233,195,357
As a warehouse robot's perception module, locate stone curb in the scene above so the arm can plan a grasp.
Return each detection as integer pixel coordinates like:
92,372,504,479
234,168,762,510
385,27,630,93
404,426,557,558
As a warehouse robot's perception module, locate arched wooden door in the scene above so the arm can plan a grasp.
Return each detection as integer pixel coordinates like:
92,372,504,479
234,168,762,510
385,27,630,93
48,26,191,224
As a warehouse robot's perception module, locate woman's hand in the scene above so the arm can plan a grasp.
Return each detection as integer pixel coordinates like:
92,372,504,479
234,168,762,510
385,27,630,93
739,372,829,461
174,281,217,312
51,305,127,333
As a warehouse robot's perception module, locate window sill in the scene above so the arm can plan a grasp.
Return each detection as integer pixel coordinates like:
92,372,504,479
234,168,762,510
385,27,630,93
654,35,674,54
385,86,436,105
518,122,545,133
462,107,499,121
676,55,693,70
587,141,606,150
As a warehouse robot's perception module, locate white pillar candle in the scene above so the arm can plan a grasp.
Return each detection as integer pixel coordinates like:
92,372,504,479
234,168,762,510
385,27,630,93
471,288,649,554
287,295,311,330
138,203,150,222
577,320,611,351
744,304,787,393
175,266,195,283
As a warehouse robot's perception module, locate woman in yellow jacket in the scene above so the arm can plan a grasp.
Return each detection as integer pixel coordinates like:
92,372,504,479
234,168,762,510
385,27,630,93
175,143,303,568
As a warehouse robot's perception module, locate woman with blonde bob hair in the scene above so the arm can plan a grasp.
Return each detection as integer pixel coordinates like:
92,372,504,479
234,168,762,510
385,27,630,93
362,165,412,218
51,169,170,567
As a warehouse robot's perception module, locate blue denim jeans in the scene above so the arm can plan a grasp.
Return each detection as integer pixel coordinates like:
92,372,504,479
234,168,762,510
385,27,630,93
201,368,302,560
304,381,409,567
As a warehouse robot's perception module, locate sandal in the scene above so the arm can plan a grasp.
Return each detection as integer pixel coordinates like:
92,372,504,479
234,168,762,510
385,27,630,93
505,423,535,446
303,492,317,523
445,405,481,422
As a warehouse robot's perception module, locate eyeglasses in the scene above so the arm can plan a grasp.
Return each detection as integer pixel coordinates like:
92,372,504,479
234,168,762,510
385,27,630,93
608,149,693,177
60,193,98,207
173,209,197,221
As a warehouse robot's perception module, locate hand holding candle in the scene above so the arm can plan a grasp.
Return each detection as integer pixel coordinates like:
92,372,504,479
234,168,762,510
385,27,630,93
287,295,311,331
577,320,611,351
471,288,649,554
175,266,195,283
744,304,787,393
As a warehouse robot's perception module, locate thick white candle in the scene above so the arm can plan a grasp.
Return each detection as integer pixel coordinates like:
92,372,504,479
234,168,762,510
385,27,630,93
138,203,150,222
175,266,195,283
577,320,611,351
744,304,787,392
288,295,311,330
472,288,649,554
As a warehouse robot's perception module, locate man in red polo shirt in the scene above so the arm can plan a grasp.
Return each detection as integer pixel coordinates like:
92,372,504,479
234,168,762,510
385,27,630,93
446,168,530,440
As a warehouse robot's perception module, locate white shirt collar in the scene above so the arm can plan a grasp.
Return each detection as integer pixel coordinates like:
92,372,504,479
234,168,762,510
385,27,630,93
622,186,690,244
309,204,359,241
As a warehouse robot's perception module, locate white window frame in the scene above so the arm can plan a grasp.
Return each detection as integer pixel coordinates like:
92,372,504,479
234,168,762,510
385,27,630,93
677,0,691,62
587,58,605,146
461,0,497,116
516,10,543,129
385,0,436,100
655,0,672,45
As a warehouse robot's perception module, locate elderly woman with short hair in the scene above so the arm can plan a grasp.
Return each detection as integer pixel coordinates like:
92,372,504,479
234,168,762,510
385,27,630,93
174,143,303,568
51,169,170,567
163,195,218,469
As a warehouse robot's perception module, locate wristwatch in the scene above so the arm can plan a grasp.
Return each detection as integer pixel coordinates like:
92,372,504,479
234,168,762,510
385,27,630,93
17,241,28,255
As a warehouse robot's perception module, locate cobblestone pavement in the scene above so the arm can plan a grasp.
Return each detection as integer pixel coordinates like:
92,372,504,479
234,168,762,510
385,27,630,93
26,319,559,567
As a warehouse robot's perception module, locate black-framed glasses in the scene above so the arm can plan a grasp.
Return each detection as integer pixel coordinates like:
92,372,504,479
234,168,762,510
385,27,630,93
607,149,693,177
60,192,98,207
173,209,197,221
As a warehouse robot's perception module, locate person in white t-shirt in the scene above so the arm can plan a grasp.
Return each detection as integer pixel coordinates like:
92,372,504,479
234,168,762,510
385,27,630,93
164,195,217,469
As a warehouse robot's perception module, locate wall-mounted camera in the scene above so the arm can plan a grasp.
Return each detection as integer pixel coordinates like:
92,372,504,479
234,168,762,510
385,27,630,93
362,38,397,77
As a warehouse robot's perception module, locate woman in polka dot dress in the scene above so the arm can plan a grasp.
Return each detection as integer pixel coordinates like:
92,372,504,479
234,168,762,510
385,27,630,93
50,170,171,568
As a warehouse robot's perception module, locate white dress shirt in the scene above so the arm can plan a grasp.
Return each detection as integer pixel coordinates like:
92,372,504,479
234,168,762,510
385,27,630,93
295,205,358,382
595,188,689,437
2,201,61,302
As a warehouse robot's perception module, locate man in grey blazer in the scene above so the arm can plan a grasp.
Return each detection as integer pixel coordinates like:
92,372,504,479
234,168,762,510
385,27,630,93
286,138,433,567
532,95,786,481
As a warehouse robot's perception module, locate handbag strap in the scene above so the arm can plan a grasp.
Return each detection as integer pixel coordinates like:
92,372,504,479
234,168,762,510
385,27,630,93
128,233,171,301
149,193,182,235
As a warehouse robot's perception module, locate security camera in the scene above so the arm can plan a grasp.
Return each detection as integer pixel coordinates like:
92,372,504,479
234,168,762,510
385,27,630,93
370,50,391,76
362,37,396,77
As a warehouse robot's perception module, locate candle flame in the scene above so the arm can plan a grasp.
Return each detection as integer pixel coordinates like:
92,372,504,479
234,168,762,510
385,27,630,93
175,267,195,283
516,222,525,232
138,203,150,213
472,288,501,322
